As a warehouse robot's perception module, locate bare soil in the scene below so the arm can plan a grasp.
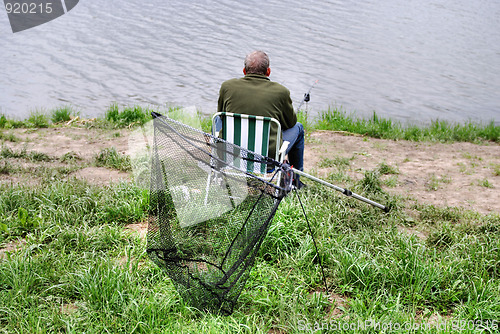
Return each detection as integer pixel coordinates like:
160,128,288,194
1,127,131,186
304,131,500,215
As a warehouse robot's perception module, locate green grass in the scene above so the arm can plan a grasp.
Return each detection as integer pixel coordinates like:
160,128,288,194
94,147,132,172
0,146,52,162
2,105,499,144
1,171,499,332
26,111,50,128
426,174,452,191
314,107,500,143
104,104,153,128
318,155,354,170
493,164,500,176
50,106,73,123
0,104,498,332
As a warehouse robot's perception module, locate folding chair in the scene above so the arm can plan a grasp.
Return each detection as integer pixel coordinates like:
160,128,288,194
211,112,289,170
201,112,290,205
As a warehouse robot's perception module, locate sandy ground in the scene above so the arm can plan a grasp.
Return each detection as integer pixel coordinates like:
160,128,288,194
305,131,500,215
1,126,499,215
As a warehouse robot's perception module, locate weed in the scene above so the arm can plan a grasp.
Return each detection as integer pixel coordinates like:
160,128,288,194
326,170,352,183
94,147,131,171
0,114,7,128
1,146,27,159
27,111,49,128
426,229,454,249
358,170,383,193
0,160,11,174
478,178,494,188
60,151,82,163
318,155,353,169
51,106,73,123
105,104,152,128
0,146,51,162
383,175,398,187
377,162,399,175
0,132,19,142
492,164,500,176
29,151,52,162
426,174,451,191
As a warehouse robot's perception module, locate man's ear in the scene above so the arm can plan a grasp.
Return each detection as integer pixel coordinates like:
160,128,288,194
243,68,247,75
266,68,271,76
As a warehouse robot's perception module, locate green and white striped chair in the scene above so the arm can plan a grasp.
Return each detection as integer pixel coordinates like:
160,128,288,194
211,112,289,174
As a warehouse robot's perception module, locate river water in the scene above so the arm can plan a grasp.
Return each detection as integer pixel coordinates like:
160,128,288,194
1,0,499,125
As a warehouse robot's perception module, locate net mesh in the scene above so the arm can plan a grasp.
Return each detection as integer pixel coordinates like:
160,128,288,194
147,114,292,314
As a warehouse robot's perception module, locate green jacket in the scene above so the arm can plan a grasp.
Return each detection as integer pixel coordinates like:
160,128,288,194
217,74,297,159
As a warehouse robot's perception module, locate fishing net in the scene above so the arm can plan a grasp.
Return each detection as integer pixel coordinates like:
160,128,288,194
147,113,293,314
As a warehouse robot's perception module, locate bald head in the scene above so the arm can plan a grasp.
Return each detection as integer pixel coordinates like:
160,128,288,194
244,51,270,76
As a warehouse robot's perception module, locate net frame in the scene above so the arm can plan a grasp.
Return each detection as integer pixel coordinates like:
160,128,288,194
147,113,293,314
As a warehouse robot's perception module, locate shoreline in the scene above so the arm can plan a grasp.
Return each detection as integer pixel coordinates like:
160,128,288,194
1,124,499,215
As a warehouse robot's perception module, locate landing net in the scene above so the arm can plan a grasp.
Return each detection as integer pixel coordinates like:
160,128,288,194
147,114,293,314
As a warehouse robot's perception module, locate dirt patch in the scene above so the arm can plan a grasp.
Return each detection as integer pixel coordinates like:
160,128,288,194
326,292,349,319
1,126,132,185
8,127,129,160
124,221,148,239
304,131,500,215
60,303,79,315
71,167,130,186
0,239,26,259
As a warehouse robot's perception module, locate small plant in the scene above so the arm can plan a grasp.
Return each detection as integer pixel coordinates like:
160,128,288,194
27,111,49,128
478,178,494,188
426,229,453,249
60,151,82,163
426,174,451,191
94,147,131,171
0,132,19,142
358,170,382,193
0,114,7,128
376,162,399,175
492,164,500,176
318,156,353,169
462,152,483,161
1,146,27,159
0,160,11,174
16,207,39,234
29,151,52,162
51,106,73,123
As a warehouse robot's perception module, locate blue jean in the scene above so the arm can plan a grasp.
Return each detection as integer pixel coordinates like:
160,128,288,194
283,122,304,174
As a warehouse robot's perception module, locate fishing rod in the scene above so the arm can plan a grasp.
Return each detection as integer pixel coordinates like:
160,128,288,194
296,79,319,112
291,167,390,212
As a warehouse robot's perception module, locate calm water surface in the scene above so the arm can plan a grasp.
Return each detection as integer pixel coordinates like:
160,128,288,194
1,0,499,124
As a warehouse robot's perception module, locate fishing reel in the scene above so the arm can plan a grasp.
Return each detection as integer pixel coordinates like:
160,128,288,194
279,160,294,192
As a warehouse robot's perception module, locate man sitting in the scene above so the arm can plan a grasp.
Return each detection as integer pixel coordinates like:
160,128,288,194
217,50,305,188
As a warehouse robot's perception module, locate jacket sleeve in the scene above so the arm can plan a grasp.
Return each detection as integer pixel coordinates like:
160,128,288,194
279,88,297,130
217,84,226,113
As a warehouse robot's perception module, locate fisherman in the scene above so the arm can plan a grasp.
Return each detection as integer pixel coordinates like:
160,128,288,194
217,50,305,188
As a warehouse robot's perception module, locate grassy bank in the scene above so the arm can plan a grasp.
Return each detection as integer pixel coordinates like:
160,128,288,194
1,104,499,143
301,108,499,143
1,104,500,332
1,176,499,332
